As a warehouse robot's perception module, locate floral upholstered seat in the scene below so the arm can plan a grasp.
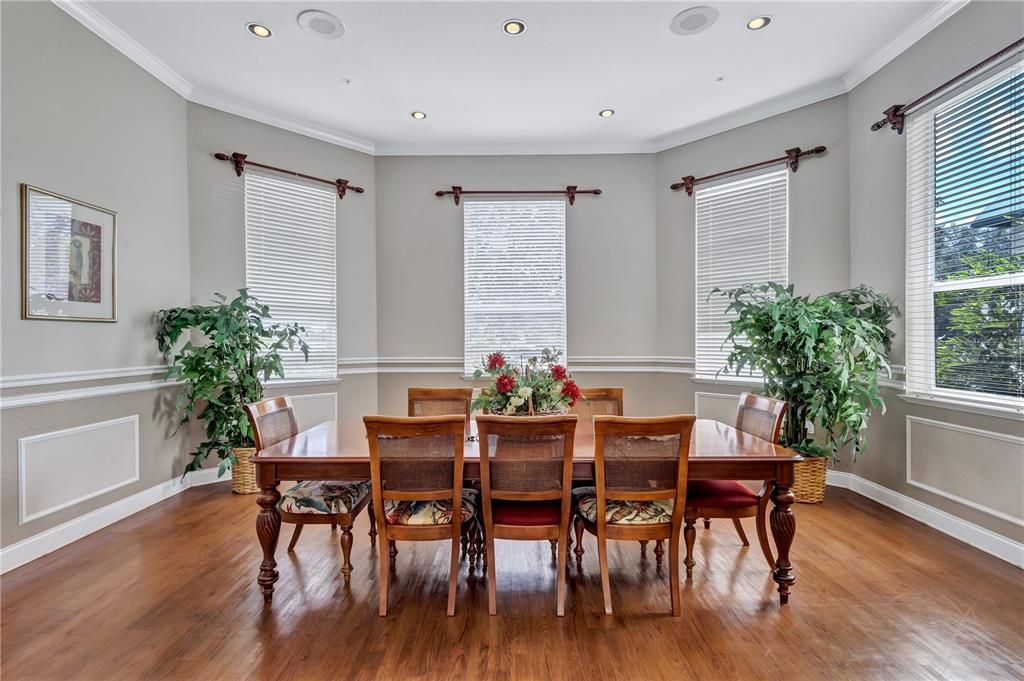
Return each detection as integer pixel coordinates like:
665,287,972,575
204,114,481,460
278,480,372,515
383,488,478,526
573,486,674,525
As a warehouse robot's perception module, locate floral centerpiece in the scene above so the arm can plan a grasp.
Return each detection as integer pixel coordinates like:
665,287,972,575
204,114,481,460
471,348,581,415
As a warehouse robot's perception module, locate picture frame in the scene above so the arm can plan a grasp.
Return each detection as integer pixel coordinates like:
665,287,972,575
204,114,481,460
21,184,117,322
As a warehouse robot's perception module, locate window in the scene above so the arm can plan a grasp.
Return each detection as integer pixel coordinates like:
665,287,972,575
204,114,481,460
905,61,1023,411
244,170,337,379
695,169,789,378
463,200,566,375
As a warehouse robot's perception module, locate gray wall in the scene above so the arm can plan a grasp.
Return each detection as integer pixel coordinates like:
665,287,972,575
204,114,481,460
654,94,851,357
841,0,1024,544
1,2,191,546
374,154,658,359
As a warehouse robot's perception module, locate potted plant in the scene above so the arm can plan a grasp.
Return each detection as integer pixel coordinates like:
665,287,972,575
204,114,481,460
472,348,582,415
155,290,309,493
715,283,899,502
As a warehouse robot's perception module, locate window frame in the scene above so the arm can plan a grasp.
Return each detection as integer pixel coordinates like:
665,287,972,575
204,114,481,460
903,59,1024,415
243,169,338,382
462,199,568,377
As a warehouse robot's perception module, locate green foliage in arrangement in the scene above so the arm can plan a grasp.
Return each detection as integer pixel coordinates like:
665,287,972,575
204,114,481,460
714,283,899,461
471,348,581,415
155,290,308,477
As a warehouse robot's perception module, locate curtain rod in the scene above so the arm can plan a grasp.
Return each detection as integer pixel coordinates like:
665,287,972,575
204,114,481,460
434,186,602,206
669,146,827,196
213,152,366,200
870,37,1024,135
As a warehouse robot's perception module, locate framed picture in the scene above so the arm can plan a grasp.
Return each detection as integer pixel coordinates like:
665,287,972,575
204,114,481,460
21,184,117,322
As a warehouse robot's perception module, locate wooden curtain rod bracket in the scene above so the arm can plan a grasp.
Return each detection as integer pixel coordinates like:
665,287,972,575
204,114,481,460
213,152,365,200
670,146,826,195
433,186,602,206
870,37,1024,134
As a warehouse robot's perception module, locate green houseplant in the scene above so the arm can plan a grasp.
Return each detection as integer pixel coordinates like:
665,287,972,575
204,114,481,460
155,290,308,490
714,283,898,500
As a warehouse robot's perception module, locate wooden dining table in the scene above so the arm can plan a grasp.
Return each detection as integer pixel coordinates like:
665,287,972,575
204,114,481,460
252,418,803,606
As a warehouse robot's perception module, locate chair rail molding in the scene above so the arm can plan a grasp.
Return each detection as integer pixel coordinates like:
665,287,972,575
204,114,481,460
905,416,1024,528
0,365,169,389
338,356,696,375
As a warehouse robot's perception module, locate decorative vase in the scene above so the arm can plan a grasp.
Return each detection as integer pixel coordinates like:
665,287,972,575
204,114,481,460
792,456,828,503
231,447,259,495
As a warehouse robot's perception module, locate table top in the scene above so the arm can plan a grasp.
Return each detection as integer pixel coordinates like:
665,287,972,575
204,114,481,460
254,418,802,464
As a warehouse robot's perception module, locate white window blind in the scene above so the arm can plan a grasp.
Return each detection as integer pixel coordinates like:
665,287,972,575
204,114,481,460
464,200,566,375
695,169,789,378
244,170,337,379
905,59,1023,411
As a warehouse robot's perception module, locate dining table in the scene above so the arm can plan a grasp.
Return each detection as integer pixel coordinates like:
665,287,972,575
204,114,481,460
252,418,803,606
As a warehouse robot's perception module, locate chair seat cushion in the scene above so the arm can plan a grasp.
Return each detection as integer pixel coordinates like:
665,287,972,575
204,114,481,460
686,480,758,509
492,500,563,526
278,480,371,515
383,489,478,526
573,487,674,525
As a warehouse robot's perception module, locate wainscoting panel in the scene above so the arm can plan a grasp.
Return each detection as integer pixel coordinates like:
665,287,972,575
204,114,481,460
906,416,1024,527
18,415,140,525
290,392,339,431
694,392,738,424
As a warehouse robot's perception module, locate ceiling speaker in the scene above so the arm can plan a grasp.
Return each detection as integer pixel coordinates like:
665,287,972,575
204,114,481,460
297,9,345,39
670,6,719,36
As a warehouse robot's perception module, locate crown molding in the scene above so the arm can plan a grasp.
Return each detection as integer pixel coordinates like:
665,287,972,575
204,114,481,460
189,88,376,156
841,0,971,91
55,0,965,158
51,0,193,99
649,78,848,154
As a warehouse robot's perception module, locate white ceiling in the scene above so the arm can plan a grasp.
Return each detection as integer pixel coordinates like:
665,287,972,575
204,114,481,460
63,1,965,155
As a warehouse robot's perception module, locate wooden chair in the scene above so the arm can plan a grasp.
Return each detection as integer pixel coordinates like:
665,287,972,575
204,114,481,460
406,387,477,561
243,396,371,583
476,414,578,616
364,415,473,616
570,387,624,438
407,387,474,439
573,415,696,616
684,392,789,577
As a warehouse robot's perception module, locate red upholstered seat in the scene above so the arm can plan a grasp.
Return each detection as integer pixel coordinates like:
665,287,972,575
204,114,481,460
686,480,758,509
492,500,563,526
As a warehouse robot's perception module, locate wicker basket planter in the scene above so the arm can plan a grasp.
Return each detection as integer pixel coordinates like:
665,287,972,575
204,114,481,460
792,456,828,503
231,447,259,495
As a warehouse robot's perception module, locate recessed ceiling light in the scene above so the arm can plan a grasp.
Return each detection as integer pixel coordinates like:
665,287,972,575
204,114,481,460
297,9,345,40
503,19,526,36
246,22,272,38
411,111,427,120
746,16,772,30
714,76,724,82
669,6,719,36
599,109,615,118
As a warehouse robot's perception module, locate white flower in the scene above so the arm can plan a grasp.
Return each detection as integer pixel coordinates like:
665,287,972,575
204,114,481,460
503,404,516,415
517,386,533,399
510,396,524,408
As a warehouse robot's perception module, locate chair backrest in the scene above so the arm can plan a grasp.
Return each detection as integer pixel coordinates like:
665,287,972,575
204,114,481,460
475,415,578,503
407,387,474,439
571,387,624,439
734,392,789,444
364,415,466,504
593,415,696,513
244,396,299,451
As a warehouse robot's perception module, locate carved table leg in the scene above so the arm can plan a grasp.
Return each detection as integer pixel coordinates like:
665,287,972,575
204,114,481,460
256,482,282,604
368,502,378,547
770,482,796,605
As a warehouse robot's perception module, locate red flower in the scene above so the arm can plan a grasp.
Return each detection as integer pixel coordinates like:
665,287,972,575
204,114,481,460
561,379,581,407
486,352,506,371
496,373,517,394
550,364,567,381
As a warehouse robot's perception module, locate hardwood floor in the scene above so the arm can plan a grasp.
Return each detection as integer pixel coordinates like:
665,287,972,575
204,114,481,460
2,485,1021,681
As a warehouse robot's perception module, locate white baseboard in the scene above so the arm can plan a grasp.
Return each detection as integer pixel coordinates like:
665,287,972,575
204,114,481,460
0,467,226,574
826,470,1023,569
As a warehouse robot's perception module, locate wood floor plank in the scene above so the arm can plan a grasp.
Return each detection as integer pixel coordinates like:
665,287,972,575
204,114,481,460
2,484,1021,681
